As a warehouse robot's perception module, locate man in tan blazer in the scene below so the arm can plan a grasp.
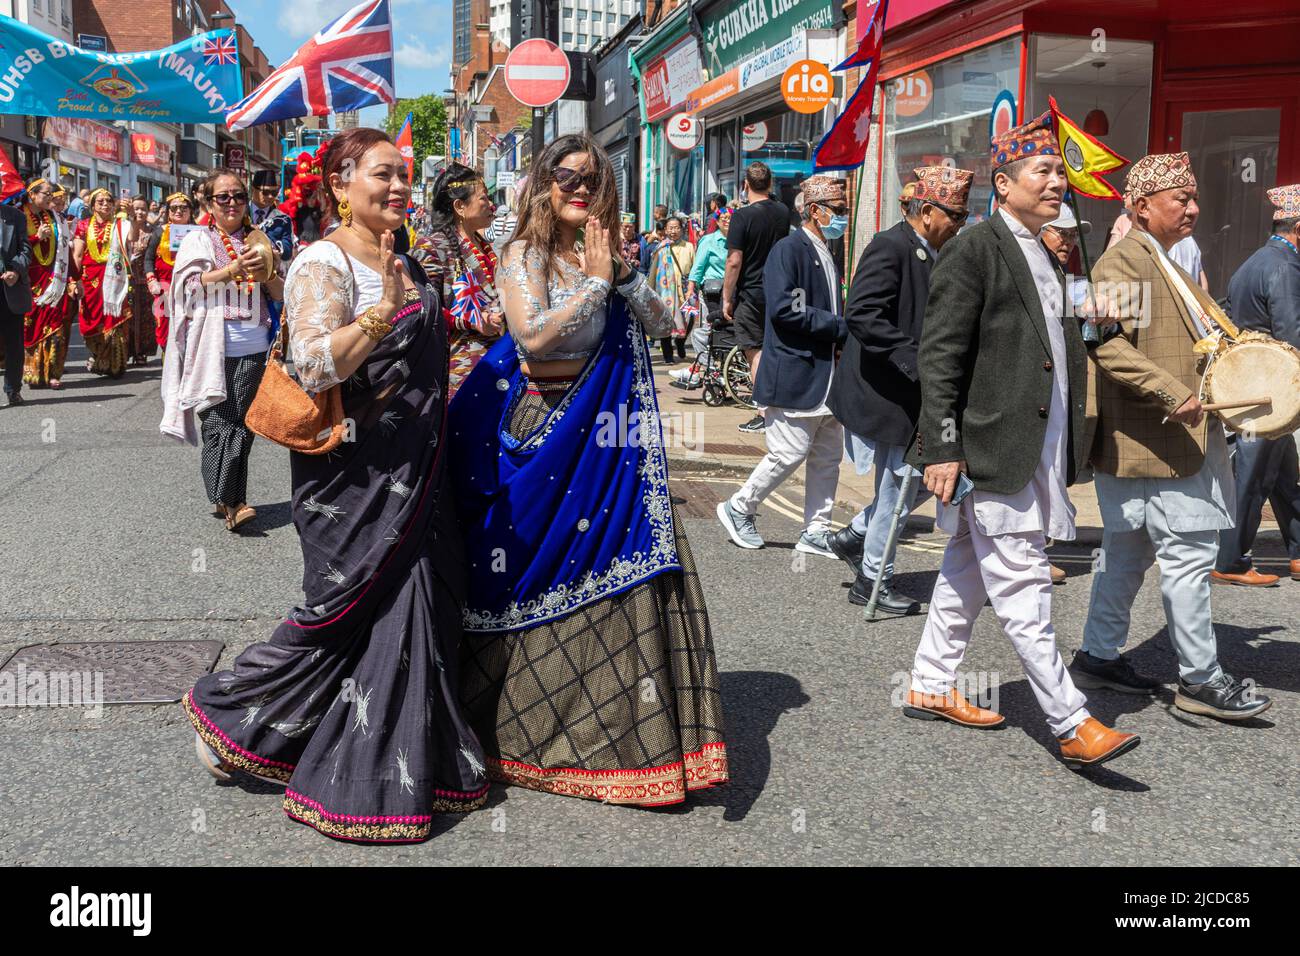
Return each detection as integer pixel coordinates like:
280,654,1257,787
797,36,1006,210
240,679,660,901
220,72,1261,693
1073,152,1272,722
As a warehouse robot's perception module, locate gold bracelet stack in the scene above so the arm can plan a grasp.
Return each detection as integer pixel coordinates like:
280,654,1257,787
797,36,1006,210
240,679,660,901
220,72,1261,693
356,305,394,341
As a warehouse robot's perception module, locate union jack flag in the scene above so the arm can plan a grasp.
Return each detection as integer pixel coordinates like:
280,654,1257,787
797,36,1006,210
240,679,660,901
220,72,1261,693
203,35,238,66
450,269,489,331
225,0,394,132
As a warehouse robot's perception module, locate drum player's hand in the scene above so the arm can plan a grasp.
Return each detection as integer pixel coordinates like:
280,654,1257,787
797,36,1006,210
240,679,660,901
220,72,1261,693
1167,395,1205,426
924,460,967,505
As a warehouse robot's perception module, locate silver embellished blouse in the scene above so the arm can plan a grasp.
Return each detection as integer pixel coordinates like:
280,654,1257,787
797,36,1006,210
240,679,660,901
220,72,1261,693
498,239,673,362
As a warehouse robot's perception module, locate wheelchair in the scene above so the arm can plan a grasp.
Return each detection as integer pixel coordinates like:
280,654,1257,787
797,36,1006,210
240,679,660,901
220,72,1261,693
670,289,757,409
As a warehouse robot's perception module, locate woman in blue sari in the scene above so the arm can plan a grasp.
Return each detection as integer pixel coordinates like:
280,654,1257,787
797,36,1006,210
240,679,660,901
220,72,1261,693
449,134,729,806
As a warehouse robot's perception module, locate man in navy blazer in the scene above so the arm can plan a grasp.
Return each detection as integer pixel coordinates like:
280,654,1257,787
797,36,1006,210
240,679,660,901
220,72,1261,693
827,165,973,615
717,175,849,555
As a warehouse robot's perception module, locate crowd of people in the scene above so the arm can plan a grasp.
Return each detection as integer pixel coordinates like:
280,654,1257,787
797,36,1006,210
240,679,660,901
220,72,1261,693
2,108,1295,841
714,115,1300,770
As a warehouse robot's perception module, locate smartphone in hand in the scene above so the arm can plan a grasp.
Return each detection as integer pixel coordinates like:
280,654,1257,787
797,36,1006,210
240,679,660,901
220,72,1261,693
950,472,975,506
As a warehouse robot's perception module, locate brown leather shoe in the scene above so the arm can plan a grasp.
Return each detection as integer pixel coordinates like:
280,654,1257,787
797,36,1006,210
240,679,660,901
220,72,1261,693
1290,559,1300,581
1211,568,1280,587
1049,563,1067,584
904,688,1005,728
1058,717,1140,769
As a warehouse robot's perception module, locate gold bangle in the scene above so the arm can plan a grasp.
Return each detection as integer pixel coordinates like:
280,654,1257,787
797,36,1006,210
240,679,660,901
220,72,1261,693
356,305,393,341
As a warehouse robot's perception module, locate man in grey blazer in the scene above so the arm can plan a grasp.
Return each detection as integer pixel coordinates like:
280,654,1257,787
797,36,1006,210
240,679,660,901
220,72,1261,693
902,113,1139,769
0,200,34,407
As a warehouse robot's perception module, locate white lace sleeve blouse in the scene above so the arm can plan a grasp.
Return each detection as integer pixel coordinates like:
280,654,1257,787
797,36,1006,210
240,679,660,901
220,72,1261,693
281,241,384,392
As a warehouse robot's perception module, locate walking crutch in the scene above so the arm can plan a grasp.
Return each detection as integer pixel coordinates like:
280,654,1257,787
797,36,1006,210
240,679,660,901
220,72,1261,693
864,467,917,622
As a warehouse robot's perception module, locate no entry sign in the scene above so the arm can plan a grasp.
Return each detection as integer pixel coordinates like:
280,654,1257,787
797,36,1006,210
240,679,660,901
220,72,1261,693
505,39,571,109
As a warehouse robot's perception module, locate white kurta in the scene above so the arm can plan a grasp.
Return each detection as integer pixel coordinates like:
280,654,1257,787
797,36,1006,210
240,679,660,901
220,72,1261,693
912,207,1088,737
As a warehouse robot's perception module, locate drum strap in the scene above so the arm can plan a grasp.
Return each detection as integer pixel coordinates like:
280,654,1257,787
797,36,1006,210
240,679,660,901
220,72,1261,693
1137,231,1240,345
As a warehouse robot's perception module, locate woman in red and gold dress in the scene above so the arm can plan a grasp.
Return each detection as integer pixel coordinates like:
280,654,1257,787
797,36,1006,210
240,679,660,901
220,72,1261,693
72,188,132,378
21,178,73,389
144,193,193,358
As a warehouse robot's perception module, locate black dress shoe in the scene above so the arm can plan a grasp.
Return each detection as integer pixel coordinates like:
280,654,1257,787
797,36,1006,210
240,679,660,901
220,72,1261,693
848,573,920,615
1175,672,1271,721
829,525,865,574
1068,650,1162,695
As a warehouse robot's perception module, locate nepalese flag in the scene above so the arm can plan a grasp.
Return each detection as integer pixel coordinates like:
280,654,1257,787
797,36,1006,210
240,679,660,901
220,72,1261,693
450,269,489,330
203,35,238,66
395,111,414,182
813,0,889,171
225,0,395,132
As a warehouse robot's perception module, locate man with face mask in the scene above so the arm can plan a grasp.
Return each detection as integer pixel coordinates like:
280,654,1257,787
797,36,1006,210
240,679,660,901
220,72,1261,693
717,175,849,558
827,165,973,614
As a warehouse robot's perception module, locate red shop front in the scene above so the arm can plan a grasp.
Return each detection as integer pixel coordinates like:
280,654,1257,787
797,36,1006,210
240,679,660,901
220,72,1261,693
859,0,1300,290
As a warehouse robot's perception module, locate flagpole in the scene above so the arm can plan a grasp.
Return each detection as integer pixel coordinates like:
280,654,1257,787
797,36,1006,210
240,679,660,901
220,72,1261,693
1067,190,1102,344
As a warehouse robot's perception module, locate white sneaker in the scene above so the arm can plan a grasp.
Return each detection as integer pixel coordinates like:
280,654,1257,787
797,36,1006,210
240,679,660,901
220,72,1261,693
794,529,836,558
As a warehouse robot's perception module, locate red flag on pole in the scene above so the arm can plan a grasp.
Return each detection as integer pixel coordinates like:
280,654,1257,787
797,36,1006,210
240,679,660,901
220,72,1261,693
813,0,889,171
395,111,414,182
0,145,24,202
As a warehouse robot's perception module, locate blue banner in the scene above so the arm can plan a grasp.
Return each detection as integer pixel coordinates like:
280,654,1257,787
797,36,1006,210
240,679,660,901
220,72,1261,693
0,16,243,123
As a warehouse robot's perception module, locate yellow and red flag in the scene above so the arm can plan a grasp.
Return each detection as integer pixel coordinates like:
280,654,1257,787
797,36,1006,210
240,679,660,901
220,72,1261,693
1048,95,1128,200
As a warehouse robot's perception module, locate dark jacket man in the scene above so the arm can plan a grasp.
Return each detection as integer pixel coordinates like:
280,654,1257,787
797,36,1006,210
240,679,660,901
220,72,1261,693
0,201,33,401
753,227,848,411
1227,236,1300,348
906,211,1088,494
829,219,933,446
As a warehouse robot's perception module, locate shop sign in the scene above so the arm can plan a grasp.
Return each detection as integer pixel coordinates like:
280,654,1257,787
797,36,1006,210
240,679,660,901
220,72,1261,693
642,36,703,123
224,143,246,170
892,70,933,117
130,134,156,165
737,31,806,92
700,0,836,76
781,60,833,114
742,121,768,151
666,112,702,151
43,116,121,162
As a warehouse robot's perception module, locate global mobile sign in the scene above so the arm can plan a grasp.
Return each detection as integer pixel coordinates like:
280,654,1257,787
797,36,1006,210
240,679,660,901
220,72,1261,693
700,0,836,76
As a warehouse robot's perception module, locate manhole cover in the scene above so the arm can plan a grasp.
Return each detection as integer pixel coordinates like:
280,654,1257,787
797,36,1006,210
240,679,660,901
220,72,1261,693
0,640,224,706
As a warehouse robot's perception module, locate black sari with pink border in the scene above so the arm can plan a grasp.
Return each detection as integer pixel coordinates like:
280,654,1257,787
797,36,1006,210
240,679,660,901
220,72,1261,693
183,259,489,843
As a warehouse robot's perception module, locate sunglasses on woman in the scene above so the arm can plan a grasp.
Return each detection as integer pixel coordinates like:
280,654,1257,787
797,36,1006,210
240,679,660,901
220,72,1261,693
552,166,600,193
211,191,249,206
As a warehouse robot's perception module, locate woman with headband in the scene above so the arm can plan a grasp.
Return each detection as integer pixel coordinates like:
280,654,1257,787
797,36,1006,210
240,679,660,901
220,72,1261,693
20,178,72,390
144,193,194,358
423,162,503,397
71,187,132,378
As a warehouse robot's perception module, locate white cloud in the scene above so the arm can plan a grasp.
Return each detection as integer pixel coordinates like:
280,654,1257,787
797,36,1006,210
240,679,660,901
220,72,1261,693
395,38,447,70
277,0,358,39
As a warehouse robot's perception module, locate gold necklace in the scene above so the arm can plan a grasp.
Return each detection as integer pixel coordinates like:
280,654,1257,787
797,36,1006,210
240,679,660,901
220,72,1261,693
27,207,54,266
87,217,112,264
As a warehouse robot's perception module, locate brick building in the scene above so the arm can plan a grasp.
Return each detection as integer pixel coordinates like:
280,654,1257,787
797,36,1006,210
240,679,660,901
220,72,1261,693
452,2,531,187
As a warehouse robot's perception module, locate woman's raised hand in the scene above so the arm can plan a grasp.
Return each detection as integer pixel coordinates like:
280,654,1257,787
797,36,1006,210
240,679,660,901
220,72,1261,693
378,229,408,315
582,219,614,285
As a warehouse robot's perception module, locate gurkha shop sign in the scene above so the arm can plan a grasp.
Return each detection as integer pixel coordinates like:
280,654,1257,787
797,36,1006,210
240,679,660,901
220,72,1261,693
0,16,242,122
700,0,837,76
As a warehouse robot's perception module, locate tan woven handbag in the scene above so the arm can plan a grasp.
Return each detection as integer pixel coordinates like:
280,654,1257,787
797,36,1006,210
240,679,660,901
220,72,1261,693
245,239,350,455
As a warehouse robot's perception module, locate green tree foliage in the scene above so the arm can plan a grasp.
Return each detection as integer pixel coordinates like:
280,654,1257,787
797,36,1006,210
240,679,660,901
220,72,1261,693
384,94,450,168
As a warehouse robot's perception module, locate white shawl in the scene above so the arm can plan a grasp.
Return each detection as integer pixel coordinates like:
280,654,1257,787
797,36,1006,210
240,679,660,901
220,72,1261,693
101,216,131,317
159,229,229,445
33,213,71,307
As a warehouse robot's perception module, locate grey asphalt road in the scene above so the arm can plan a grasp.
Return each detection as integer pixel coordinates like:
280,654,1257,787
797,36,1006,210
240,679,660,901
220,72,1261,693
1,349,1297,866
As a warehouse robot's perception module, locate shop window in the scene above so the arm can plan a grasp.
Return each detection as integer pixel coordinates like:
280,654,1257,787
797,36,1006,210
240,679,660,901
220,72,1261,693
881,36,1020,231
1027,34,1153,263
740,102,818,212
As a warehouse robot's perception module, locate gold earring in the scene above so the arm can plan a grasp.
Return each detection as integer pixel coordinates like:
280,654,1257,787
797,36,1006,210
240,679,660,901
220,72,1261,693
338,197,352,227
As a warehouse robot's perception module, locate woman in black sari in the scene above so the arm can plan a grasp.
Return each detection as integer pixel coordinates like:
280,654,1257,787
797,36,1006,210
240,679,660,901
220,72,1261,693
182,127,488,843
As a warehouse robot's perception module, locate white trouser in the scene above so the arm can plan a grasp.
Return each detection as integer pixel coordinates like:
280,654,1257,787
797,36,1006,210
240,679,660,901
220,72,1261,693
731,408,842,534
911,498,1090,737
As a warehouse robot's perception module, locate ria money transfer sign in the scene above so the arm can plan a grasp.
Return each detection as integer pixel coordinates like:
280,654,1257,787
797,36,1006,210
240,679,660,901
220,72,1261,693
0,16,242,123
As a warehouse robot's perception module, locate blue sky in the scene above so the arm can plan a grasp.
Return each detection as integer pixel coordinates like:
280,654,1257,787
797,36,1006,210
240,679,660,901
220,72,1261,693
225,0,452,126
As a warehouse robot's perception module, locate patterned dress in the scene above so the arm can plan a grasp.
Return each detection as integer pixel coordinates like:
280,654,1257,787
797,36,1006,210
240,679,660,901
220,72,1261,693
21,206,69,387
77,216,129,378
450,240,730,805
421,227,503,398
183,242,488,842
